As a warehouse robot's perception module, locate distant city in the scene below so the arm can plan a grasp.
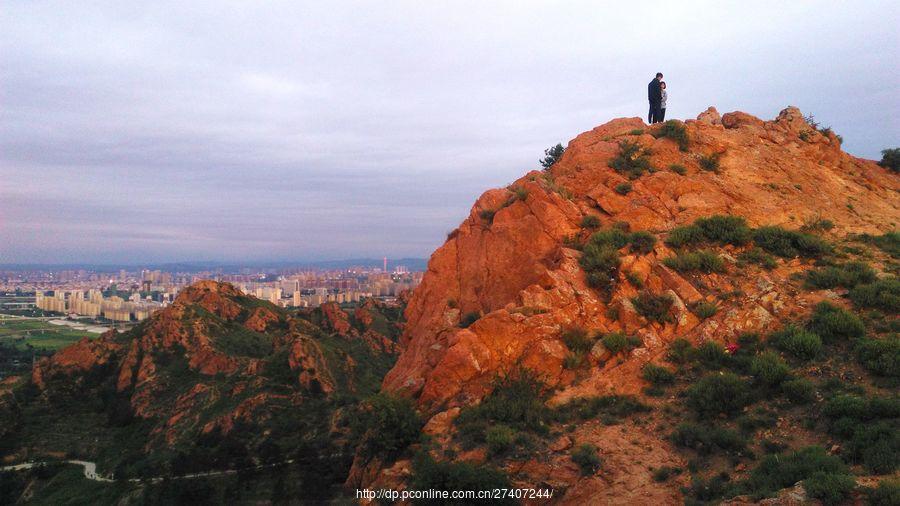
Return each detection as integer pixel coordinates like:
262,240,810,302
0,258,426,326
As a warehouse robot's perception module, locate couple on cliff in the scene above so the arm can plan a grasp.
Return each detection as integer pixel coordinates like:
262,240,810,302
647,72,668,124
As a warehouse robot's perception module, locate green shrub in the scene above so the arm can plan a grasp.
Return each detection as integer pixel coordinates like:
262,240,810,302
652,466,681,482
614,182,632,195
653,120,689,151
768,324,822,360
629,128,644,135
855,337,900,378
740,446,848,500
753,226,832,258
580,243,621,293
571,444,602,475
601,332,640,354
849,278,900,312
737,247,777,269
856,231,900,258
750,352,791,388
879,148,900,172
822,394,900,473
695,340,729,369
588,228,631,249
805,261,876,289
808,302,865,342
631,291,675,324
804,472,857,505
509,186,528,202
665,225,705,248
670,422,747,455
410,454,515,504
667,338,694,364
608,140,653,179
479,209,496,223
353,394,422,457
782,378,816,404
867,478,900,505
695,215,752,245
669,163,687,175
629,231,657,254
555,395,650,423
561,326,594,354
455,368,551,435
625,271,644,288
580,215,601,229
459,311,481,328
663,250,725,273
686,373,752,416
800,217,835,233
698,152,721,172
540,143,565,170
485,425,516,456
642,364,675,386
693,301,718,319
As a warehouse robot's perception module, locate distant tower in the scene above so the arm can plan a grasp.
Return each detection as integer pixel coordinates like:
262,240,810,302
383,257,388,272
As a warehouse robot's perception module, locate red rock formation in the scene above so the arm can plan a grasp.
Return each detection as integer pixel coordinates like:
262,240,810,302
383,107,899,412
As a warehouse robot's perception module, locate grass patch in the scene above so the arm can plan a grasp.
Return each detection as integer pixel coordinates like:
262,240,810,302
571,443,602,475
642,363,676,386
685,373,752,417
455,368,551,440
653,120,690,151
608,140,653,179
614,182,632,195
601,332,641,354
580,215,601,229
855,337,900,378
804,261,876,289
410,453,515,504
670,422,748,455
631,292,675,324
693,301,718,319
555,395,650,424
752,226,832,258
768,324,822,360
737,247,777,269
807,302,865,342
698,152,721,173
849,278,900,312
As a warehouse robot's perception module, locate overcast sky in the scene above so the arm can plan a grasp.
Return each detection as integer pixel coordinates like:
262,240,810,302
1,1,898,265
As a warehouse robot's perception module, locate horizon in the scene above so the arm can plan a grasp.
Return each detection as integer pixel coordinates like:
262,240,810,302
2,1,898,264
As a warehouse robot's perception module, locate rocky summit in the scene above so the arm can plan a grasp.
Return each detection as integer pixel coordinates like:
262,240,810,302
2,107,899,504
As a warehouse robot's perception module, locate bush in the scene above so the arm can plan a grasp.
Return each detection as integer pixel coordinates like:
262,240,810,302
653,120,689,151
855,337,900,378
614,182,632,195
741,446,848,500
669,163,687,175
693,301,718,319
737,247,778,269
867,478,900,505
665,225,705,248
695,341,729,369
631,291,675,324
608,140,653,179
642,363,676,386
601,332,640,354
879,148,900,172
695,215,752,245
808,302,865,342
629,231,657,254
580,215,601,229
698,152,721,172
479,208,496,223
652,466,682,482
805,261,876,289
410,454,515,504
822,394,900,473
485,425,516,456
580,243,621,293
459,311,481,328
753,226,832,258
663,250,725,273
625,271,644,288
849,278,900,312
804,472,857,505
667,338,694,364
455,368,551,435
540,143,565,169
686,373,752,416
353,394,422,457
555,395,650,423
571,444,602,475
782,378,816,404
561,326,594,355
670,422,747,455
750,352,791,388
768,324,822,360
856,231,900,258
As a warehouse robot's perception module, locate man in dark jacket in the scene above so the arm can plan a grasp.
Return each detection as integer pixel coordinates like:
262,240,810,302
648,72,663,123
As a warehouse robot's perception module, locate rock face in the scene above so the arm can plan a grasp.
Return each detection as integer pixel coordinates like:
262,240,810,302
384,107,898,411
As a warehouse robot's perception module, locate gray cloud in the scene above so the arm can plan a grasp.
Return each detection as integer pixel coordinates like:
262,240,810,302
2,1,898,264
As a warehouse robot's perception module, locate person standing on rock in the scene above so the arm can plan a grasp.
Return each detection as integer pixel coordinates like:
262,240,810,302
647,72,663,124
659,81,667,122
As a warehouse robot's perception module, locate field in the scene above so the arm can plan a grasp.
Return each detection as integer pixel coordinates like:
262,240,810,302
0,316,96,351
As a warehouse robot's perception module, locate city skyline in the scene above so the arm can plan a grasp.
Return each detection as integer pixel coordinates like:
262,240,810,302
3,2,898,264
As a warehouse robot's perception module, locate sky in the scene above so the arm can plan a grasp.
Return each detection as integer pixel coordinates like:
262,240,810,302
1,1,898,265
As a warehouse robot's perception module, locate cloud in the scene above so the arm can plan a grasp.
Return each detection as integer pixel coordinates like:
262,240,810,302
1,1,898,264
